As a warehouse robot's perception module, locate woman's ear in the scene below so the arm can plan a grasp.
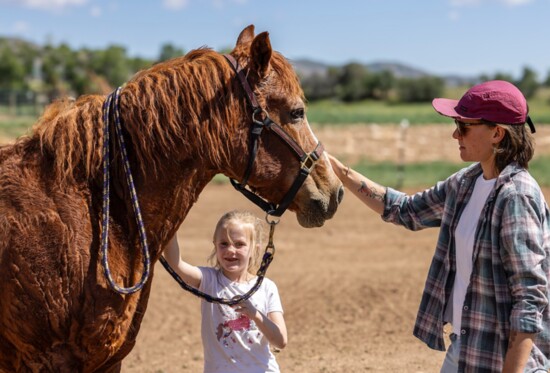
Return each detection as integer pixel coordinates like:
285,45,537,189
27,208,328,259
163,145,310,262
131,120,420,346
492,125,506,144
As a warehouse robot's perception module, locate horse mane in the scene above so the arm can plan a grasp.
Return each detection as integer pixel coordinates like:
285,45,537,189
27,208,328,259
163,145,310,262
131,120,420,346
120,48,240,177
21,46,303,185
25,94,105,184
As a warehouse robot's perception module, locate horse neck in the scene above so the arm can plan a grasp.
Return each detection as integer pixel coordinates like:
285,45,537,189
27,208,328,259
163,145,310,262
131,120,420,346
109,55,248,246
119,53,246,182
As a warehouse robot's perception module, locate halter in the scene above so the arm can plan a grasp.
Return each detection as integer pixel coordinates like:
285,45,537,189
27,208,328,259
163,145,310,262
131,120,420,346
100,54,320,300
223,54,324,217
100,88,278,304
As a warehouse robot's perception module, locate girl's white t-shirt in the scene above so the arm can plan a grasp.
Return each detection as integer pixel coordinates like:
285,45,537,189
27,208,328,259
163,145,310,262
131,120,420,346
452,174,496,334
198,267,283,373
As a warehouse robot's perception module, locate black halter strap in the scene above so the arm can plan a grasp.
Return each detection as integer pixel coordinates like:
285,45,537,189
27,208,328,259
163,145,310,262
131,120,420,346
224,54,324,217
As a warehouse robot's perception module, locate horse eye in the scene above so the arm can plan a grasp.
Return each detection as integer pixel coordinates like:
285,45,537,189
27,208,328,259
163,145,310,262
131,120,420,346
290,108,305,121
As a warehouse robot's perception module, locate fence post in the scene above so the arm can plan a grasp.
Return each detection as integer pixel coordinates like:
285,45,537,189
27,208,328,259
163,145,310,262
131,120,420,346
395,118,409,189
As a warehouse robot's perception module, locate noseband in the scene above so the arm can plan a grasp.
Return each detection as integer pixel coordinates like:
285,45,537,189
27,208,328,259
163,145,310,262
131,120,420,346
224,54,324,217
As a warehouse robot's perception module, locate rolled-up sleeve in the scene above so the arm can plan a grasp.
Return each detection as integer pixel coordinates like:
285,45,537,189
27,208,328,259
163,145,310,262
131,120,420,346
382,181,448,231
500,193,549,333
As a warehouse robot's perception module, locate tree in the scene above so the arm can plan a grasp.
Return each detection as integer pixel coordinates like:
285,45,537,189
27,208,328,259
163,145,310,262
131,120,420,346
158,43,184,62
129,57,153,74
515,66,539,99
91,45,131,88
491,72,514,83
396,76,444,103
0,46,26,90
366,70,396,100
544,70,550,87
337,63,369,102
301,73,333,101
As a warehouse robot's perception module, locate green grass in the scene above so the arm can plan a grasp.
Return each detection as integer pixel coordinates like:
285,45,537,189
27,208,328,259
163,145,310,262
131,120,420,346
306,87,550,126
0,104,42,117
352,156,550,188
353,160,462,189
0,116,35,138
528,156,550,186
306,99,444,125
2,88,549,189
205,155,550,190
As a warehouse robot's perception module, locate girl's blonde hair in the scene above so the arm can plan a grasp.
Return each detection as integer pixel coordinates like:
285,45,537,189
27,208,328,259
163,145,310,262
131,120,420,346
208,210,266,273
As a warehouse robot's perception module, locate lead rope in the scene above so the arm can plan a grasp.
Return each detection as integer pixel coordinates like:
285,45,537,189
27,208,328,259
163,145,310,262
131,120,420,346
101,87,277,302
159,216,278,306
101,87,151,294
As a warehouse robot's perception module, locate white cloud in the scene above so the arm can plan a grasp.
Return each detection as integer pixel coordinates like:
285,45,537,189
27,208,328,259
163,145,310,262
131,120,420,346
162,0,190,10
448,9,461,20
500,0,534,5
161,0,247,11
90,5,101,17
451,0,534,6
13,21,30,34
450,0,481,5
0,0,88,10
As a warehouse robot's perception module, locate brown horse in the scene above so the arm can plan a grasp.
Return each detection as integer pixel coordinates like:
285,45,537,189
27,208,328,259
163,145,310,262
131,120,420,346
0,25,343,372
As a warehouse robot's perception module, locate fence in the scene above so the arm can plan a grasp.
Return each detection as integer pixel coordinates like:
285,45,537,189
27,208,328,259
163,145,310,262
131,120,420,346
0,90,47,117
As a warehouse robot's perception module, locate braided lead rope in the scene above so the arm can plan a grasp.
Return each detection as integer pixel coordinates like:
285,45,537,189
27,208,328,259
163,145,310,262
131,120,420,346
159,219,278,306
101,87,151,294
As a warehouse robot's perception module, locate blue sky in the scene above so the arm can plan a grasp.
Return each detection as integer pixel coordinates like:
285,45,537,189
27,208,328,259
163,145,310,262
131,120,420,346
1,0,549,79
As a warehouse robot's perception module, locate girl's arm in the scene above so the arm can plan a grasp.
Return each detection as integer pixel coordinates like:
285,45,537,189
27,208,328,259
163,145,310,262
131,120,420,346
163,234,202,289
232,301,288,350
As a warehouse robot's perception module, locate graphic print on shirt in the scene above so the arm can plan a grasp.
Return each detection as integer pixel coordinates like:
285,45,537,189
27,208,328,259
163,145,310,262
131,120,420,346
215,291,262,349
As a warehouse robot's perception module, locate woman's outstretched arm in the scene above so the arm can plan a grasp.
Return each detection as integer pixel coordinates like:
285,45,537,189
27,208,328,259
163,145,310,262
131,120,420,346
327,153,386,215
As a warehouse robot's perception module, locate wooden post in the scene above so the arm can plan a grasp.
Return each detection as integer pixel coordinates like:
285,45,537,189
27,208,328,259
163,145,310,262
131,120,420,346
395,119,409,189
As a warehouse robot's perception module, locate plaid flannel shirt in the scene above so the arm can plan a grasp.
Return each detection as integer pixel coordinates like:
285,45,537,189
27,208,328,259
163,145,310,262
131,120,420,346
382,162,550,372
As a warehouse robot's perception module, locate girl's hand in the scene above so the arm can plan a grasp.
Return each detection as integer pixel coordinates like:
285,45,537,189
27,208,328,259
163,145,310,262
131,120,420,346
232,299,288,350
231,300,258,320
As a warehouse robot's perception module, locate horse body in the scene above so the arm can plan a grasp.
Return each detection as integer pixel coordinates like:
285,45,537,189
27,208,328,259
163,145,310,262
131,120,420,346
0,25,342,372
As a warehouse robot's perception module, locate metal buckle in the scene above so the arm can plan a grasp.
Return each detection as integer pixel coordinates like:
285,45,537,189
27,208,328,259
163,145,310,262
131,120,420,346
300,152,318,172
252,108,268,125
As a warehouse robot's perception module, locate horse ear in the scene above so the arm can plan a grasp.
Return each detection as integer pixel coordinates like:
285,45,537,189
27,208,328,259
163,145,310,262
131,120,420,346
236,24,255,47
250,31,272,79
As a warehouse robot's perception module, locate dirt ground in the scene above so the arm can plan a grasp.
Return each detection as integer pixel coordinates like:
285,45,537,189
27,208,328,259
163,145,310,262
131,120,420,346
122,124,550,372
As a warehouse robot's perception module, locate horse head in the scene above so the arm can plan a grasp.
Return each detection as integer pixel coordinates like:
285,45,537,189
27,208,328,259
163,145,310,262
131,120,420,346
223,25,344,227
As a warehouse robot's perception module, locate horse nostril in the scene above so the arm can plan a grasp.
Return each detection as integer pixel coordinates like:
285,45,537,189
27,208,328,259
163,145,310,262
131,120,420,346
337,185,344,205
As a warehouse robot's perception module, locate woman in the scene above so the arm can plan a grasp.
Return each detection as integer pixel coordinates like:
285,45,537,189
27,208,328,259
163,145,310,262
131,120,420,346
329,80,549,372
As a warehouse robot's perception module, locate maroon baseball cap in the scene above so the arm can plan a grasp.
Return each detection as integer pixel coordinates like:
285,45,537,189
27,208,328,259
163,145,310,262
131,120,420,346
432,80,536,133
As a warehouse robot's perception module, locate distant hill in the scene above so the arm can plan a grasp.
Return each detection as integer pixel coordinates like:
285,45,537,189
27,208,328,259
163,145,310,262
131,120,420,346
290,58,477,86
0,36,40,52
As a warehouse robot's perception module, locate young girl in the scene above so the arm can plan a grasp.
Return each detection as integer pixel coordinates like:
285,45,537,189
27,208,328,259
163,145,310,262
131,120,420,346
164,210,287,373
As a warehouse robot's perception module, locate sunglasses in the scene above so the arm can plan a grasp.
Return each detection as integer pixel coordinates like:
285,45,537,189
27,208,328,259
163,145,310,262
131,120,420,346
454,119,489,137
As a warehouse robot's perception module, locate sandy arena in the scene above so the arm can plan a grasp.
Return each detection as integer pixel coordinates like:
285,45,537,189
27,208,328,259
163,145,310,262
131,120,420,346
121,124,550,372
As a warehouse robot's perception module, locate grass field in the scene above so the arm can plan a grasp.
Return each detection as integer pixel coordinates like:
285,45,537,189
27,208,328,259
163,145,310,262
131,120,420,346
353,157,550,188
2,87,550,187
306,87,550,125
